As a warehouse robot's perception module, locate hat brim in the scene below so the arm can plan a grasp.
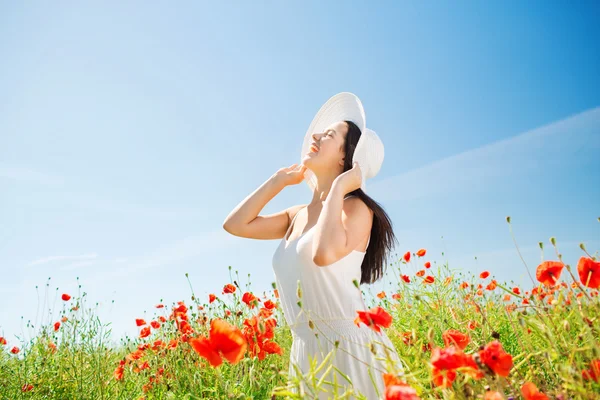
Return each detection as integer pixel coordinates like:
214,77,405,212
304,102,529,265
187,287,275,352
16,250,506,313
301,92,367,192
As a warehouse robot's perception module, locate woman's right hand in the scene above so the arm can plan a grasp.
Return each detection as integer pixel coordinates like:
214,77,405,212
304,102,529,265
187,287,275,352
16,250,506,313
274,163,308,187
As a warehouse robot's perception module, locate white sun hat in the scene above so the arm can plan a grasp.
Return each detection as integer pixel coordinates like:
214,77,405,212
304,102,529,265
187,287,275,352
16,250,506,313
300,92,385,193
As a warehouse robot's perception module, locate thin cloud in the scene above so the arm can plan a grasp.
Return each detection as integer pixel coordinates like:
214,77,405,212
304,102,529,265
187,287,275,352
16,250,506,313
27,253,99,267
370,106,600,202
0,166,65,186
59,260,98,271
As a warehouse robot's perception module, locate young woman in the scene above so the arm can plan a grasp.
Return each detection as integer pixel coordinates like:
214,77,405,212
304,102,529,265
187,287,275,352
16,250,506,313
223,92,404,399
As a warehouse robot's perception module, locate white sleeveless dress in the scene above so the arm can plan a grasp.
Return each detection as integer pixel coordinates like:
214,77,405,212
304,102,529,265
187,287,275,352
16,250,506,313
272,198,404,399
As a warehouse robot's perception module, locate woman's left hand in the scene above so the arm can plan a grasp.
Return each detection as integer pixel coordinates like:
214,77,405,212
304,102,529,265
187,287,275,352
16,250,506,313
334,161,363,194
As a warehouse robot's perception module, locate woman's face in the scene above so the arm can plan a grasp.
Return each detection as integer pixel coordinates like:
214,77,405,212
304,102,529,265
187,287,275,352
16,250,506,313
302,120,348,173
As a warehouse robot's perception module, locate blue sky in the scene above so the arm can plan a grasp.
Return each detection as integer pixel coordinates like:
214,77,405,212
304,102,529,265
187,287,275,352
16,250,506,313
1,1,599,346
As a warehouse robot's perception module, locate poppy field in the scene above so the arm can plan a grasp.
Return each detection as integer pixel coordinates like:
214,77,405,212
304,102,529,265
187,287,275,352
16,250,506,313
1,219,599,399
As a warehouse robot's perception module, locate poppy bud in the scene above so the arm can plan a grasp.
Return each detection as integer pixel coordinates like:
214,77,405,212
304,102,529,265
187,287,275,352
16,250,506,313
491,331,500,339
352,279,359,289
506,216,511,223
308,320,314,330
296,281,303,299
426,328,434,343
550,237,556,246
579,243,586,251
297,301,302,309
370,343,377,355
334,340,339,348
539,242,543,250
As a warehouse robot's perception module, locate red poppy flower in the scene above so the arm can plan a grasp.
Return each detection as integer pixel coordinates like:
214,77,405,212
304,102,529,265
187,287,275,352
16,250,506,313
155,303,164,308
401,275,411,283
263,299,276,309
416,270,425,277
582,358,600,382
536,260,564,287
114,365,124,381
479,271,490,279
403,252,411,263
377,291,386,299
423,276,435,284
242,292,258,308
478,340,513,377
577,257,600,289
54,321,60,331
223,283,236,294
209,293,217,303
467,321,478,330
0,337,7,345
189,318,248,368
354,306,393,333
521,381,549,400
442,329,470,350
10,346,20,354
150,320,161,329
139,326,151,338
136,319,147,327
416,249,426,257
512,287,521,295
61,293,71,301
424,261,431,268
21,384,33,392
383,373,420,400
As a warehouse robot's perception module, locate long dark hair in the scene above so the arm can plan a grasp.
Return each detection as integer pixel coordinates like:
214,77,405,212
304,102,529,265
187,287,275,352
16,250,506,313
342,120,398,285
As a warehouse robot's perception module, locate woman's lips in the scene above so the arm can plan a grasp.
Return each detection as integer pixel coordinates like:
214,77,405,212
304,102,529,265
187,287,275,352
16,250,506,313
309,144,319,153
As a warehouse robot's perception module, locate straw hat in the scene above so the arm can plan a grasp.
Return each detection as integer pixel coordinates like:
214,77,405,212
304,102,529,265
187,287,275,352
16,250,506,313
301,92,384,193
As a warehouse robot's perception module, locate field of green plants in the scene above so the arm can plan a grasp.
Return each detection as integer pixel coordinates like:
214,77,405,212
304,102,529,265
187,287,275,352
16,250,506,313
1,219,599,399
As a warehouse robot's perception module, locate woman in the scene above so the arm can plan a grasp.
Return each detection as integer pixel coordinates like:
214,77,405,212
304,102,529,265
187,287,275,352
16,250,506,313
223,92,404,399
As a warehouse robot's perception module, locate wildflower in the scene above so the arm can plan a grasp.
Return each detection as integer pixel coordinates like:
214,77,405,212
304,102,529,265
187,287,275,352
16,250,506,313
424,261,431,268
478,340,513,377
209,293,217,303
480,271,490,279
223,283,236,294
242,292,259,308
577,257,600,289
521,382,549,400
136,319,147,327
140,326,151,339
582,358,600,382
536,261,564,287
155,303,164,308
416,270,425,277
377,291,386,299
150,320,161,329
114,365,125,381
467,321,478,330
21,384,33,392
442,329,470,350
10,346,19,354
401,275,411,283
0,337,6,345
54,321,60,331
423,276,435,284
382,372,420,399
512,287,521,295
61,293,71,301
403,252,411,263
354,306,393,333
416,249,426,257
189,318,248,368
